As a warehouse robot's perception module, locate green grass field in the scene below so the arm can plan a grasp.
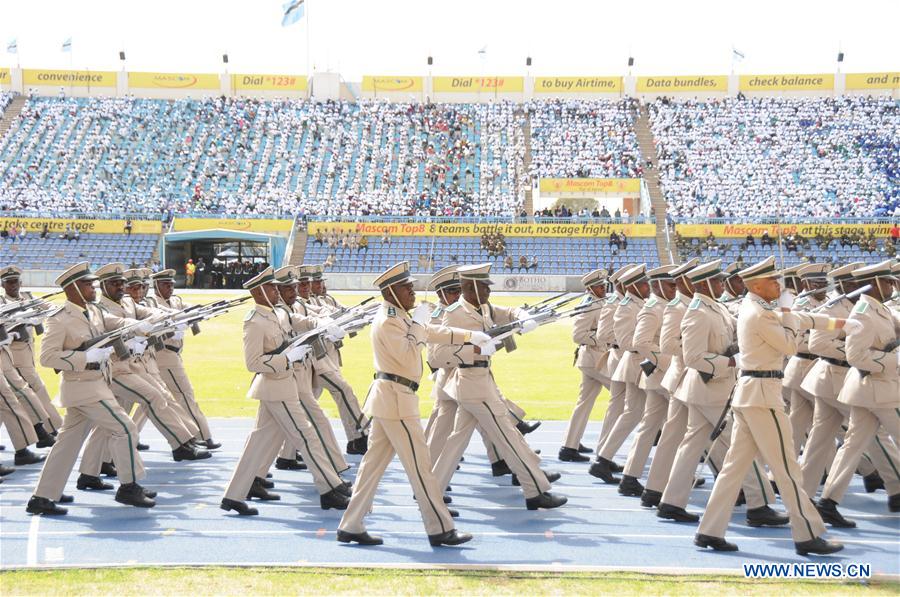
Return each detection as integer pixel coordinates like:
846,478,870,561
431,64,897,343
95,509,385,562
34,292,606,421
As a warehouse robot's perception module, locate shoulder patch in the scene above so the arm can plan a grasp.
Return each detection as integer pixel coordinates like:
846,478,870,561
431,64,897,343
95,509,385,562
431,306,443,318
386,306,397,317
853,302,868,314
667,296,682,307
619,296,631,306
243,310,257,322
688,297,702,310
644,296,658,309
444,302,462,312
605,295,618,304
579,295,593,307
795,296,810,307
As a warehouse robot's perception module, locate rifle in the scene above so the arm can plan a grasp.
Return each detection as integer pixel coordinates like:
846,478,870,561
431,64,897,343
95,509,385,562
521,291,569,312
485,302,604,353
270,303,380,360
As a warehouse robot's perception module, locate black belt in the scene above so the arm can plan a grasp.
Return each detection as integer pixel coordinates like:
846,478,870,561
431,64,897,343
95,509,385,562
796,352,816,361
164,344,181,354
822,357,850,368
459,361,490,369
741,370,784,379
374,372,419,392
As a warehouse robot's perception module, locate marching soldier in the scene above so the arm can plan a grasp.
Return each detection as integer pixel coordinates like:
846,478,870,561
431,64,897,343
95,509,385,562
0,367,46,467
657,260,780,526
816,260,900,527
618,264,678,497
1,266,64,437
148,269,220,450
308,265,370,455
221,266,350,516
559,268,608,462
719,262,746,317
695,256,845,556
26,262,155,514
337,261,479,546
431,263,566,510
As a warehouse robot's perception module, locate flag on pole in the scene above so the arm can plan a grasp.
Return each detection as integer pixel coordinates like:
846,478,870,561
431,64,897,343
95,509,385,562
7,39,17,54
281,0,305,26
61,37,72,53
732,47,745,61
477,45,487,56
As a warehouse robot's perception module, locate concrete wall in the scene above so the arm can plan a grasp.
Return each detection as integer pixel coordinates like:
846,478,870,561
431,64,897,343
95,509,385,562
322,272,579,292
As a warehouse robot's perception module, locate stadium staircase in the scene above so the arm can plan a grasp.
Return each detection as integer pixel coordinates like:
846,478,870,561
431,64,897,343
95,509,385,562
523,114,534,217
288,228,308,265
635,103,673,264
0,95,26,139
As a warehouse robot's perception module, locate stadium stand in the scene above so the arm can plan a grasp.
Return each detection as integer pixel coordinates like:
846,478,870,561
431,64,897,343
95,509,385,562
0,232,157,271
649,96,900,220
0,92,13,116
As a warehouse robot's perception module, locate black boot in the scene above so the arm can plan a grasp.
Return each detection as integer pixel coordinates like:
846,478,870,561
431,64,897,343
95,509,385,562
525,492,568,510
0,464,16,476
335,481,353,497
588,457,620,484
816,498,856,528
641,489,662,508
491,460,512,477
657,503,699,523
512,470,561,486
58,494,74,503
336,530,383,545
320,489,350,510
115,483,156,508
247,478,281,501
746,505,790,527
795,537,844,556
864,472,884,493
346,436,368,455
577,443,593,454
26,495,67,516
136,442,150,451
428,529,473,547
275,457,307,471
257,476,275,489
34,423,55,448
888,493,900,513
14,448,45,466
204,438,222,450
76,474,113,491
172,442,212,462
100,461,118,477
515,420,541,435
559,447,589,462
694,533,738,551
221,498,258,516
618,475,644,497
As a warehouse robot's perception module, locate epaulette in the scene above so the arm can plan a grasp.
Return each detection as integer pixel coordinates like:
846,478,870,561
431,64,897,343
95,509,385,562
795,297,810,308
605,295,618,304
644,296,658,309
578,295,593,307
688,297,702,310
667,296,682,307
95,302,110,313
854,302,868,315
444,302,462,312
619,296,631,306
387,306,397,317
431,305,444,318
755,298,774,311
244,310,257,322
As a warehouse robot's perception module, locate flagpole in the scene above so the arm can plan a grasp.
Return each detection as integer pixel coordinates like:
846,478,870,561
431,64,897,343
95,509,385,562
306,0,311,83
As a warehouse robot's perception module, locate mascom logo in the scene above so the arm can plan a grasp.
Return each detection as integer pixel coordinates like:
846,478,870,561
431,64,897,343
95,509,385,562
152,74,199,89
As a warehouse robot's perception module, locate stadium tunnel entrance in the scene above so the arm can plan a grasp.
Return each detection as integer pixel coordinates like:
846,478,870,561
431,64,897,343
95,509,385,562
163,229,287,288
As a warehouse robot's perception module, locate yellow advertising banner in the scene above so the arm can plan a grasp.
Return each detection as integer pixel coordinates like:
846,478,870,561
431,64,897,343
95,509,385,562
0,68,10,86
174,218,293,232
534,76,623,93
433,76,524,93
538,178,640,194
845,72,900,90
636,75,727,92
232,74,307,91
308,221,656,238
0,216,161,235
739,73,834,91
361,76,424,92
128,72,220,90
675,222,892,239
23,69,116,87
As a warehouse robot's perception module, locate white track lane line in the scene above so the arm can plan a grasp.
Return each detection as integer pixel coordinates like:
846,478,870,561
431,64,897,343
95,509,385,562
26,513,40,566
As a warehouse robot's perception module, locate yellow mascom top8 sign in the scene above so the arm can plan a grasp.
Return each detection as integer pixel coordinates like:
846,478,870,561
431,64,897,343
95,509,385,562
129,72,219,90
534,77,622,93
433,77,524,92
23,69,116,87
232,74,307,91
0,68,9,86
739,73,834,91
637,75,727,92
845,72,900,90
362,76,424,92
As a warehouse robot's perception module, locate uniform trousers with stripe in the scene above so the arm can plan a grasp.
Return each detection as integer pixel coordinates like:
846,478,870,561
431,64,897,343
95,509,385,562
563,368,608,450
699,406,827,543
432,398,549,499
426,397,502,465
594,380,627,454
788,387,817,456
15,363,63,432
315,370,368,442
623,389,669,478
275,390,350,475
0,379,38,450
339,415,455,536
34,399,143,501
159,361,212,441
225,399,343,501
598,381,647,461
4,355,62,432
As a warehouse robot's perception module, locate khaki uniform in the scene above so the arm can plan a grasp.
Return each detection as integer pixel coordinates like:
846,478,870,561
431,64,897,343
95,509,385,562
784,295,824,455
224,304,345,502
661,293,775,510
33,301,144,500
339,301,464,536
598,292,648,461
562,294,608,450
1,291,63,432
431,300,550,499
821,294,900,503
0,372,39,450
623,294,671,478
698,294,831,542
594,292,627,451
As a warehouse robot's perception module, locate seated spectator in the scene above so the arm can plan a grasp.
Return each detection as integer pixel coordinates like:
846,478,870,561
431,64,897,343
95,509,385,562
314,229,324,244
40,223,49,239
745,233,755,247
761,231,773,247
519,255,528,271
124,218,132,236
504,255,513,270
529,256,539,271
358,235,368,252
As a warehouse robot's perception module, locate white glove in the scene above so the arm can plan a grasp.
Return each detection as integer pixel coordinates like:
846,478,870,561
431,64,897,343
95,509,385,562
732,353,743,370
841,319,863,335
136,320,155,334
477,342,497,357
22,317,43,326
325,324,346,343
86,346,114,364
411,303,431,326
469,331,492,345
125,337,148,356
172,330,185,341
287,344,312,363
777,290,794,310
520,319,539,334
